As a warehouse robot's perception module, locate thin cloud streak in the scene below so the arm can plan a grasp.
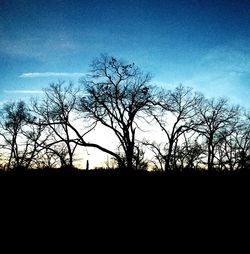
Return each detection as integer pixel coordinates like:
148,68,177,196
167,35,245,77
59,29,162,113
20,72,86,78
4,90,43,94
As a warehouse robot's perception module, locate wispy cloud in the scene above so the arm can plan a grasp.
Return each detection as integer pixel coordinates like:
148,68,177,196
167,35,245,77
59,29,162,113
3,90,43,94
200,44,250,75
183,40,250,106
0,29,109,62
0,32,81,61
20,72,86,78
185,39,250,86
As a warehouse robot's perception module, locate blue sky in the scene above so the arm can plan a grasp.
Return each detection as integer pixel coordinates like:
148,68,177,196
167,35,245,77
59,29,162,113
0,0,250,107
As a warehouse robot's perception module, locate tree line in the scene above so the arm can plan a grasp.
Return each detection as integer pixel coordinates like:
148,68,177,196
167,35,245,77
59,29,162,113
0,55,249,171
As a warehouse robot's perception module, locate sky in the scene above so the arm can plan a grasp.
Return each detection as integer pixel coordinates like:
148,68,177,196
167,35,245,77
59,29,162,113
0,0,250,108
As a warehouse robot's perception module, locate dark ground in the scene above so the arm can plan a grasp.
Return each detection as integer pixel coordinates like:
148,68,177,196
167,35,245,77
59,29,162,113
0,166,250,176
0,167,248,221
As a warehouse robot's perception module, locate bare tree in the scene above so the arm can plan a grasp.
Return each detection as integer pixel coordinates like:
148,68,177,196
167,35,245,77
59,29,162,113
237,113,250,170
79,55,154,170
175,133,205,171
0,101,43,170
150,85,202,171
31,82,90,168
143,141,167,171
195,97,240,171
222,113,250,170
0,54,248,174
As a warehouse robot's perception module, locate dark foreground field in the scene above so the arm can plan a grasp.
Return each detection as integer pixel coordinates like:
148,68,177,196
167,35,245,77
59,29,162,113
1,167,249,208
1,167,250,177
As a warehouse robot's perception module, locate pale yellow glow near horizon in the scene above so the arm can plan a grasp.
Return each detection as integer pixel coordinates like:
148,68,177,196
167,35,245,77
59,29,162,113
0,108,187,169
71,120,167,169
75,118,168,169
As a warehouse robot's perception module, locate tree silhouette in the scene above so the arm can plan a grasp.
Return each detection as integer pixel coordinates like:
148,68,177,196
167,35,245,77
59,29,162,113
31,82,92,168
0,55,249,173
79,55,153,170
0,101,42,170
195,97,240,171
175,133,205,171
221,113,250,170
149,85,202,171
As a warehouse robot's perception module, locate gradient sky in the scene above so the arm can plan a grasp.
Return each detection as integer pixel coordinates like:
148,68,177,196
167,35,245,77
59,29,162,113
0,0,250,107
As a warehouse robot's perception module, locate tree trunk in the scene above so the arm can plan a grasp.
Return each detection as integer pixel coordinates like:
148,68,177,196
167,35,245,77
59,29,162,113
69,152,73,167
165,140,174,171
126,146,134,170
211,145,215,171
207,140,213,171
8,135,17,170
